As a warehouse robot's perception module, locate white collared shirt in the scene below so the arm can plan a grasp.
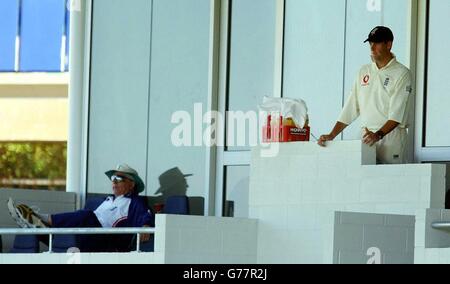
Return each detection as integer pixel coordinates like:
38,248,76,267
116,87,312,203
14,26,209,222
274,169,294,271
338,57,413,131
94,195,131,227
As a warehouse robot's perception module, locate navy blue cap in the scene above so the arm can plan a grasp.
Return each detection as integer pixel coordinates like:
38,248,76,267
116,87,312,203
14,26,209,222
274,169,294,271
364,26,394,43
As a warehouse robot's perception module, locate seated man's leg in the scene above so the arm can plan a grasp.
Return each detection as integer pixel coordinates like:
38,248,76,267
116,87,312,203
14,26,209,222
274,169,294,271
51,210,110,252
40,210,102,248
51,210,101,228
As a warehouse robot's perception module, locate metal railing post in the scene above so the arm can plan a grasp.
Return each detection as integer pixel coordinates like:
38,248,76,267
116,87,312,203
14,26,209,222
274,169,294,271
49,233,53,252
136,234,141,252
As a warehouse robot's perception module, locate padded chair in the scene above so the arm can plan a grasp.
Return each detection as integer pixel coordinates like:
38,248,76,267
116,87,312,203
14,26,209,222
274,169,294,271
128,234,154,252
52,234,79,253
84,197,105,211
10,235,39,253
163,195,189,215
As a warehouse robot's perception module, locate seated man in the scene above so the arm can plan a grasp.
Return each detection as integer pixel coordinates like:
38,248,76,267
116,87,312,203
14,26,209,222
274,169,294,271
7,163,154,252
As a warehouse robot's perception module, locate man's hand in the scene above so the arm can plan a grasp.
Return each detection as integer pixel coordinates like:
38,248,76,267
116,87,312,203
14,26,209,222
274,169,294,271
362,128,381,146
318,122,347,147
140,225,151,242
318,134,334,147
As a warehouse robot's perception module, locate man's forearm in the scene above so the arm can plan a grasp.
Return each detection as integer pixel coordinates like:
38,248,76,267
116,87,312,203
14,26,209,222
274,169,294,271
377,120,400,138
329,122,348,139
363,120,400,146
318,122,348,147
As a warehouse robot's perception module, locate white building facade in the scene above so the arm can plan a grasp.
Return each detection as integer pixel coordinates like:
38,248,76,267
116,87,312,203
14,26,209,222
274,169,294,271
68,0,450,217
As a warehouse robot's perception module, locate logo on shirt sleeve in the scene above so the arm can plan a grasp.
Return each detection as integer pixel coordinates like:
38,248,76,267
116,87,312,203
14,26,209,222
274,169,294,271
362,75,370,86
406,85,412,94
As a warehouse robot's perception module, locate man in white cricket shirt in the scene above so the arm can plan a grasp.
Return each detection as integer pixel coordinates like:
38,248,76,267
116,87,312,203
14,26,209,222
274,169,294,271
318,26,413,164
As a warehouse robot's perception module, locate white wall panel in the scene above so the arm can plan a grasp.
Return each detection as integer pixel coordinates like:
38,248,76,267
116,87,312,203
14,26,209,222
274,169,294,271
225,166,250,218
88,0,152,194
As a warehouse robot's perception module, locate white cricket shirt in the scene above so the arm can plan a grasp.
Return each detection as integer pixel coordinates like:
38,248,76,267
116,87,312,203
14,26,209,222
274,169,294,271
94,195,131,227
338,57,413,131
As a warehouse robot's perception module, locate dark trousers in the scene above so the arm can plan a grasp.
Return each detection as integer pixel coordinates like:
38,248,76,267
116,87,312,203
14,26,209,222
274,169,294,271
48,210,133,252
51,210,101,228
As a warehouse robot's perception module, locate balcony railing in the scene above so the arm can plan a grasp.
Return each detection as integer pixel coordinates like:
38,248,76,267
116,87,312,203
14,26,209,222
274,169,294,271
431,222,450,230
0,227,155,252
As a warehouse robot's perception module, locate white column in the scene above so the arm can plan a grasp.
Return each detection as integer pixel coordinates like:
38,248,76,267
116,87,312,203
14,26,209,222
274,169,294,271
67,0,90,209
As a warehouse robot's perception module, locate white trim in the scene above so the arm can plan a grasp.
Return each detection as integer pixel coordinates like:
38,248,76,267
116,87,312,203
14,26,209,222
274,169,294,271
223,151,251,166
80,0,93,209
60,35,67,72
214,0,230,217
407,0,419,163
273,0,284,99
204,0,221,216
0,72,69,85
414,0,425,161
414,0,427,163
67,0,92,209
14,36,20,72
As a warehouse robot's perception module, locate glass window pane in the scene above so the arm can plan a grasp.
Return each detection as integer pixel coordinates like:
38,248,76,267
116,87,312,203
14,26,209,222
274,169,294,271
224,166,250,218
283,0,346,138
226,0,277,151
146,0,211,208
426,0,450,147
20,0,66,72
0,0,19,71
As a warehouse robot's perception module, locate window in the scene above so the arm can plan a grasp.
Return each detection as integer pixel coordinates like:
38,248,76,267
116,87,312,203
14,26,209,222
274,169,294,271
0,0,70,191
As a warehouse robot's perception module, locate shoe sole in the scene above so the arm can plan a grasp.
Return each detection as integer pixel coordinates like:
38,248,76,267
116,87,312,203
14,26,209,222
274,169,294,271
7,198,48,228
7,198,30,228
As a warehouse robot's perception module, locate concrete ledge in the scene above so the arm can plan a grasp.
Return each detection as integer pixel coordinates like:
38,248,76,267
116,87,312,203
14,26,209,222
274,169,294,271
250,141,447,263
156,214,258,264
334,212,414,264
0,252,161,264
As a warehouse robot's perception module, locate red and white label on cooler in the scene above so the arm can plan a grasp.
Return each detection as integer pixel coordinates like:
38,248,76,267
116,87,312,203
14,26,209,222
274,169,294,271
262,115,310,143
